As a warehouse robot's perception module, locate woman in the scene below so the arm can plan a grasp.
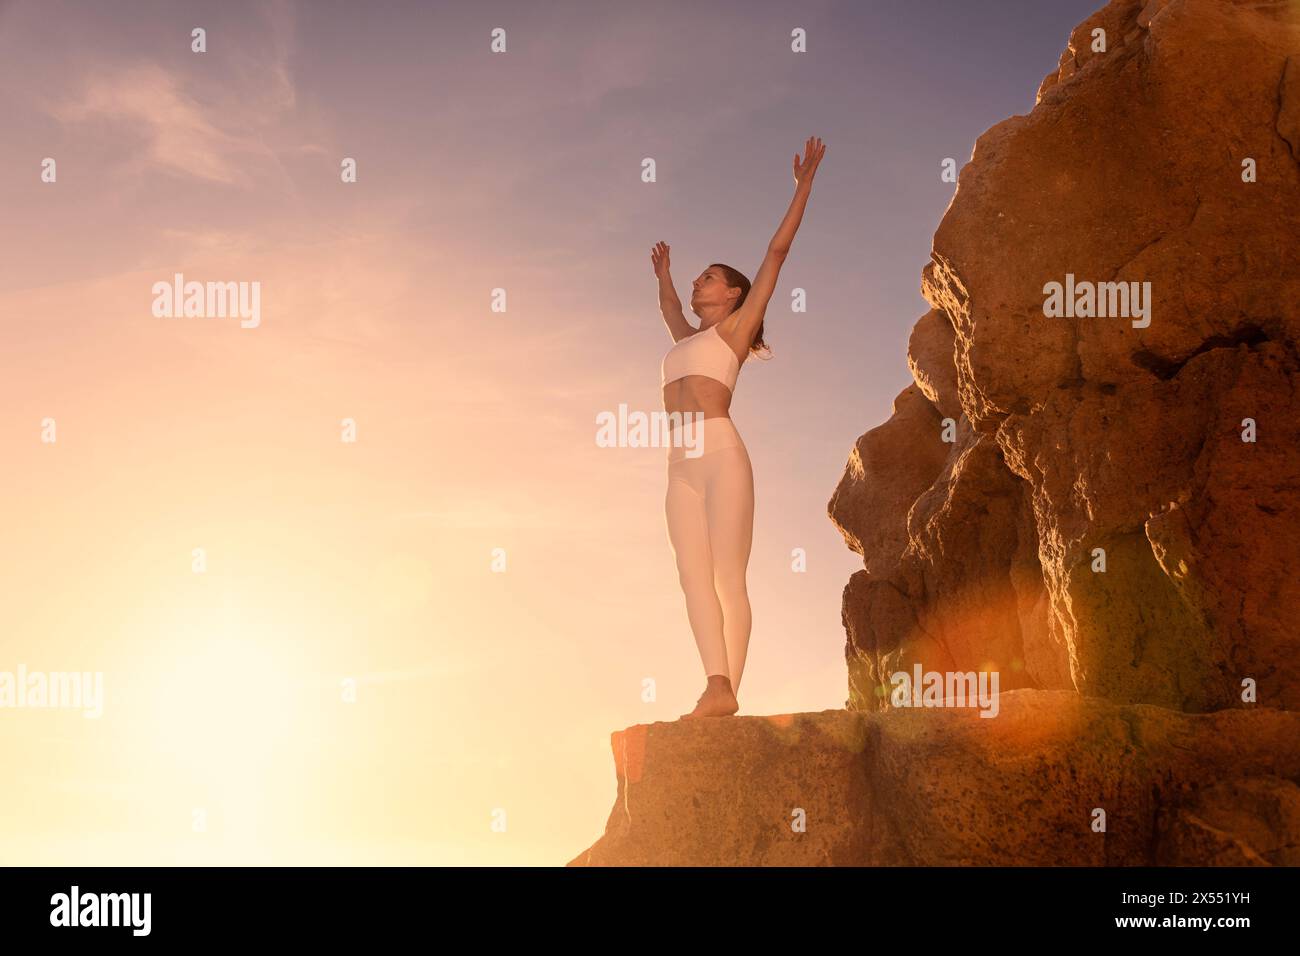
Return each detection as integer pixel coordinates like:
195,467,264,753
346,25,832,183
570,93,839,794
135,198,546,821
652,135,826,719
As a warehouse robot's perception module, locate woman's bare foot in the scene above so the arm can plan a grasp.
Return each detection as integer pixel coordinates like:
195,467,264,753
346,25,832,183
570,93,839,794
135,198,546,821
681,675,739,719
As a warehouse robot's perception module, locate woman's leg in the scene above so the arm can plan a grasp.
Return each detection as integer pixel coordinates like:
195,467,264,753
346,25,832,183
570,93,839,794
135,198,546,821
665,463,730,679
703,445,755,693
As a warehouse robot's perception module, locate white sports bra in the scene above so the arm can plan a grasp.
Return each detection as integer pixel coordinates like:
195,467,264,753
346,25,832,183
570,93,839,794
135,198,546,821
661,324,742,393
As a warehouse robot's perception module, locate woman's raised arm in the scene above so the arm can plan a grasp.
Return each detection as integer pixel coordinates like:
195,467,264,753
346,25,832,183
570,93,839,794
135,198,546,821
651,241,695,342
724,137,827,346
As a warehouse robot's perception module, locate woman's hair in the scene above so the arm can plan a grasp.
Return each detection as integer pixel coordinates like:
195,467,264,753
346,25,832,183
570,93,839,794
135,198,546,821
710,262,770,356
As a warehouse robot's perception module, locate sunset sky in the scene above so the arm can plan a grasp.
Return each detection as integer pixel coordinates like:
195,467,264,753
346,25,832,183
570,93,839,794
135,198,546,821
0,0,1099,865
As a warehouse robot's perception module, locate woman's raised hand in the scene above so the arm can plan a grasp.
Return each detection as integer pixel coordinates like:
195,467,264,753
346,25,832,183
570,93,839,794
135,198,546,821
793,136,827,190
650,240,672,278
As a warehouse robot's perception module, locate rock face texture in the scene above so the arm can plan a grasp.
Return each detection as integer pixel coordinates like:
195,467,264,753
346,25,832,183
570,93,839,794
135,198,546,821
569,692,1300,866
830,0,1300,715
572,0,1300,866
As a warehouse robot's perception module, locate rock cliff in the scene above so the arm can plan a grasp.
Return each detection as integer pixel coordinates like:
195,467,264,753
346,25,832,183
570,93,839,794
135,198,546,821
831,0,1300,715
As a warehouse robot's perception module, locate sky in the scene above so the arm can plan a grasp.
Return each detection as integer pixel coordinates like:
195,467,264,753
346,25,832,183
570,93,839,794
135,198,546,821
0,0,1102,865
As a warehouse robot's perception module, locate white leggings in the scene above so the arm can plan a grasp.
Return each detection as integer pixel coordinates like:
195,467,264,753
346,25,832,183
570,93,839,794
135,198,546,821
664,416,754,692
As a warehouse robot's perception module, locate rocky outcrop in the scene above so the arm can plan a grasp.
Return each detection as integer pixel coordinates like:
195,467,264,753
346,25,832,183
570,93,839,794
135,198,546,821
830,0,1300,713
569,691,1300,866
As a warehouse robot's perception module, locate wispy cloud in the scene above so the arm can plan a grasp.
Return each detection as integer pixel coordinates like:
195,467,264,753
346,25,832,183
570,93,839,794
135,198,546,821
52,63,274,184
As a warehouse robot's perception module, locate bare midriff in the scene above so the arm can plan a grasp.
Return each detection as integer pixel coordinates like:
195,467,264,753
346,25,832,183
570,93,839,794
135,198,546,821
662,375,736,419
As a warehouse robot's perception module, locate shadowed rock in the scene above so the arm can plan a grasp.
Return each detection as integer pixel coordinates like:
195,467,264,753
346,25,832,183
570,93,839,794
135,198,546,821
832,0,1300,712
569,691,1300,866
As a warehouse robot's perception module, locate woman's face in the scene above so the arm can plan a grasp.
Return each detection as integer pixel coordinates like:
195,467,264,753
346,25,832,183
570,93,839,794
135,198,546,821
691,268,735,311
